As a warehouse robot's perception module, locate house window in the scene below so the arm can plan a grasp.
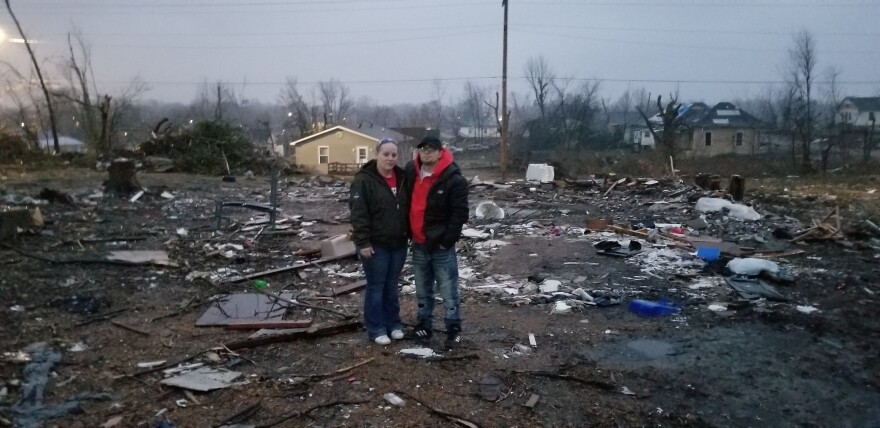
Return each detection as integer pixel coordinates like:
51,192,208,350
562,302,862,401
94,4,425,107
735,132,744,147
318,146,329,164
356,147,368,164
704,132,712,146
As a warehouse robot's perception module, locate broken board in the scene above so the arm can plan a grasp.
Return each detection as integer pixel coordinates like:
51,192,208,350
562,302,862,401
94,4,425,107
106,250,177,267
724,277,787,302
160,367,242,391
196,293,293,327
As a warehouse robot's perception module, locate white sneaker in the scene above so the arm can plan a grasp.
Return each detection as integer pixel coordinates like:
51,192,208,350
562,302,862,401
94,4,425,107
374,335,391,345
390,330,404,340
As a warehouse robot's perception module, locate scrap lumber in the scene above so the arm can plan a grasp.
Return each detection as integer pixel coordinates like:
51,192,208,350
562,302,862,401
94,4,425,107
225,319,312,330
223,253,355,284
110,320,151,336
223,321,361,351
319,279,367,297
605,225,650,240
603,177,627,197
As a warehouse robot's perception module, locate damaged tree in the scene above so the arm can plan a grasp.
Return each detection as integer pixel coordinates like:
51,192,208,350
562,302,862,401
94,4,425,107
638,94,682,160
4,0,60,153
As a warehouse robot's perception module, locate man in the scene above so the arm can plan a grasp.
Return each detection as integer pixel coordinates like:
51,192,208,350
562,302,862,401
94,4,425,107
402,135,469,348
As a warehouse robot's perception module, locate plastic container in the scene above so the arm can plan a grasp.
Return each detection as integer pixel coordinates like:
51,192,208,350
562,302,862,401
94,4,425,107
253,279,269,290
628,299,680,317
696,246,721,262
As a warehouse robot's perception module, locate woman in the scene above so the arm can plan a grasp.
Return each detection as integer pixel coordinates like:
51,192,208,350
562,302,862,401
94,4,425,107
349,138,409,345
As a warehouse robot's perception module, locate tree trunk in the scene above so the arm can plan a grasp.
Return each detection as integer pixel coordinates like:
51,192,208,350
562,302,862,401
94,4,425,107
5,0,60,153
728,175,746,201
106,160,141,196
98,95,112,156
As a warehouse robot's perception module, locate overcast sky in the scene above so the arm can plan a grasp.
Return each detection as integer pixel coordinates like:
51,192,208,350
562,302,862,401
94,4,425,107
1,0,879,108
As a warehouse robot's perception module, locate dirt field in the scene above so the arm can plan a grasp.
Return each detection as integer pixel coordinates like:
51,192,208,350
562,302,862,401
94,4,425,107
1,165,879,428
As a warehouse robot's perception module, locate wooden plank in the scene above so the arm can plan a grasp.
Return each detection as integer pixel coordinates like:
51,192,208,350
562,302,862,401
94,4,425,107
224,321,361,351
605,225,650,240
223,253,356,284
319,280,367,297
225,319,312,330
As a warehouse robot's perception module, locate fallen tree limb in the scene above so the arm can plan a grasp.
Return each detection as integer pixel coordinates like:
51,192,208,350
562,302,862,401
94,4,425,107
223,321,361,351
255,398,371,428
110,320,151,336
395,391,482,428
261,290,353,319
0,242,144,266
75,308,132,327
509,370,617,391
223,253,356,284
213,402,261,428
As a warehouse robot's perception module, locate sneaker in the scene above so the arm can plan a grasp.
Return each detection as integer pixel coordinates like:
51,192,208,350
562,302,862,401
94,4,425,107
404,324,432,340
390,329,404,340
445,327,461,348
374,335,391,345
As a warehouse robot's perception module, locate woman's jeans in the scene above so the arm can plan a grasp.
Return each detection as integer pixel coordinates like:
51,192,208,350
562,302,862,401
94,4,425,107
359,245,406,339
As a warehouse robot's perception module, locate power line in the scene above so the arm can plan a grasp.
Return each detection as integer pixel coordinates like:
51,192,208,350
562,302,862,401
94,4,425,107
513,29,880,55
514,23,880,38
90,76,880,86
90,29,496,49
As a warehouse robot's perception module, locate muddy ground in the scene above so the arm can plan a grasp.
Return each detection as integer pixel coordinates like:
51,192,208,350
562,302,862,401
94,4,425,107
1,165,879,428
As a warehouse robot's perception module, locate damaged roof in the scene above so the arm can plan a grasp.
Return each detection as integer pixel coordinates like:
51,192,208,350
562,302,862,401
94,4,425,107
675,102,765,129
842,96,880,112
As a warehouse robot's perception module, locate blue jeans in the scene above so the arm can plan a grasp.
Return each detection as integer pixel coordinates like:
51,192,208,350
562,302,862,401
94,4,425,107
359,245,406,339
411,243,461,330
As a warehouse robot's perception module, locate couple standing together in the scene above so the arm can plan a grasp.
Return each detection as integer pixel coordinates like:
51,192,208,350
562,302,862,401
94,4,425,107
349,136,468,348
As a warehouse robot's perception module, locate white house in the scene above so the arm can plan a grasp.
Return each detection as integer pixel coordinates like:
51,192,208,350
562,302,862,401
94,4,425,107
838,97,880,128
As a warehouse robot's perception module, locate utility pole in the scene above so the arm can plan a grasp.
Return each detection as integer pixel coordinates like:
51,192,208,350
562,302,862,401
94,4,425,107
500,0,509,181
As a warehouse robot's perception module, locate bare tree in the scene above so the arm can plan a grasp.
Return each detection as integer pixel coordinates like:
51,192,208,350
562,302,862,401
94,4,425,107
430,79,445,130
462,81,489,143
279,78,316,137
5,0,60,152
524,56,553,121
637,94,682,159
318,78,353,125
786,30,819,172
57,30,148,155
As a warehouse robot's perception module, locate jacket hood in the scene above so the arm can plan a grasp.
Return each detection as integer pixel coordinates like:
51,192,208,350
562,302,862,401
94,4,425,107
413,147,455,178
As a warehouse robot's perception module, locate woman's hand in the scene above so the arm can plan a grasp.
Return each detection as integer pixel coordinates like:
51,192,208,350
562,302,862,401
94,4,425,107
359,247,374,259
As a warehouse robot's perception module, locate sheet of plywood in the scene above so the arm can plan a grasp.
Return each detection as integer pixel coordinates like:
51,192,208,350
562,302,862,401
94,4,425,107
195,293,292,327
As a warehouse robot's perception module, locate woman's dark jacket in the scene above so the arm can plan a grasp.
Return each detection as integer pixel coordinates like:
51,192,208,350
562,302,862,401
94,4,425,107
349,160,409,249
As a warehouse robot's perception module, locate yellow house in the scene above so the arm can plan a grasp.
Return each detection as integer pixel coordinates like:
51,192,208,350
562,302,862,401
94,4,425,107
289,125,409,175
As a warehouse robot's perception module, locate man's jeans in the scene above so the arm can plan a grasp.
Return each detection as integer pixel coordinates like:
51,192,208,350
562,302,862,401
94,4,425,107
359,245,406,339
411,243,461,330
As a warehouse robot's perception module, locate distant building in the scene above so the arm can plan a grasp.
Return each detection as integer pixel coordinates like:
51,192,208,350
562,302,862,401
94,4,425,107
289,125,408,175
644,102,766,157
40,135,86,153
838,96,880,128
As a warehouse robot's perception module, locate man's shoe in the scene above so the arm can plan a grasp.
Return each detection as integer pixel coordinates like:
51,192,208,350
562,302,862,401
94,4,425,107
404,324,432,340
374,335,391,345
390,329,404,340
445,328,461,348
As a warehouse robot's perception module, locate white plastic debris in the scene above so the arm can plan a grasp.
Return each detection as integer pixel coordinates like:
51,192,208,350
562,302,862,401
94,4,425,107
550,301,572,314
727,204,762,221
695,197,761,221
796,305,819,314
475,201,505,220
69,342,88,352
398,348,440,358
621,386,636,396
525,163,555,183
539,280,561,293
383,392,405,407
137,360,167,368
461,228,490,239
572,288,594,302
727,258,780,276
176,228,188,237
129,190,145,203
707,304,728,312
160,191,174,199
